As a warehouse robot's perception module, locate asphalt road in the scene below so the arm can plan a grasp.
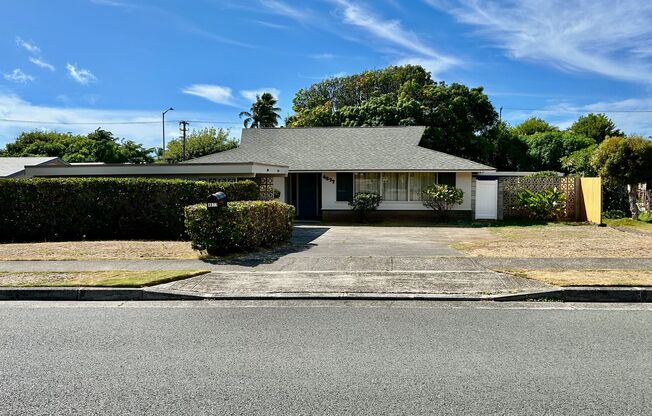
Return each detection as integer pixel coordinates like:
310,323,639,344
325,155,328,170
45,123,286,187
1,301,651,415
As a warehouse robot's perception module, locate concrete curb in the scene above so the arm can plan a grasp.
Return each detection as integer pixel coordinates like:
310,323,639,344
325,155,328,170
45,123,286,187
0,286,650,302
0,287,201,301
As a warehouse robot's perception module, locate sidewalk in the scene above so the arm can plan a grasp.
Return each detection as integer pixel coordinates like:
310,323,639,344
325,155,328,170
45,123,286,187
1,256,650,300
1,257,650,272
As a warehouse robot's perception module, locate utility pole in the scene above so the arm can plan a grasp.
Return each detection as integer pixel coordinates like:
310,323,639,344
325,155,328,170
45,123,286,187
179,120,189,161
162,107,174,161
499,106,503,122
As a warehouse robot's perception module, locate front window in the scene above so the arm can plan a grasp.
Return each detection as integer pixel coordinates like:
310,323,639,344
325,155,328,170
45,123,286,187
354,172,380,194
409,172,436,201
382,173,408,201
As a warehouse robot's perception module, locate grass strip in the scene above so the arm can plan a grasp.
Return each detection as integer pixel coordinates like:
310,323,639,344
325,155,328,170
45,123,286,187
505,269,652,287
0,270,209,288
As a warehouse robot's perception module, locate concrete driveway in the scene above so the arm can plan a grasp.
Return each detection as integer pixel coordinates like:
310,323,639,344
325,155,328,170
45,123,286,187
156,225,554,297
287,225,494,257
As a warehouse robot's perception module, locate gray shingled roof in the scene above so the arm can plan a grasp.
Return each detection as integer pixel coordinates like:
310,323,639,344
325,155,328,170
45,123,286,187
0,157,65,177
185,126,495,172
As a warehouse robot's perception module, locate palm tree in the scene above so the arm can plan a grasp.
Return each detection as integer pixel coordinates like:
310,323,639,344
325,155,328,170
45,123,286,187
239,92,282,128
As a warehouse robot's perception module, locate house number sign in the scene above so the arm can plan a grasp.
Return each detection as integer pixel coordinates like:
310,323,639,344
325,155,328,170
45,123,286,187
322,175,335,184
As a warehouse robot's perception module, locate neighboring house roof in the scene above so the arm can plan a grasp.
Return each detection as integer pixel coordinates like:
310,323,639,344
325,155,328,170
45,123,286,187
185,126,495,172
0,157,67,178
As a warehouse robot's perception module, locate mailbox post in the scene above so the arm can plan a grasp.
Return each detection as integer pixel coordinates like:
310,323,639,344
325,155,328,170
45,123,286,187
207,192,228,210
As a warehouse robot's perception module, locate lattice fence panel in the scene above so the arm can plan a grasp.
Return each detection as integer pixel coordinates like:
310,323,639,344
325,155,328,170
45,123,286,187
501,177,577,219
256,176,275,200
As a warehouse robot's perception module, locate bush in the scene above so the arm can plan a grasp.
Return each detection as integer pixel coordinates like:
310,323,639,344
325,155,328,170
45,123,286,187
603,210,627,219
184,201,295,255
527,171,561,178
516,188,566,220
348,192,382,222
421,184,464,220
0,178,259,242
639,211,652,223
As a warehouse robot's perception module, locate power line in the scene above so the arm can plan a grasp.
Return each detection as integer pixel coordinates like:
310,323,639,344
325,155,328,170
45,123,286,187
0,118,241,125
502,108,652,113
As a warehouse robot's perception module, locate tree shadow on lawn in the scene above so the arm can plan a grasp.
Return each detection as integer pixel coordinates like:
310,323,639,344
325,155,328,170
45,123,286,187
199,226,331,267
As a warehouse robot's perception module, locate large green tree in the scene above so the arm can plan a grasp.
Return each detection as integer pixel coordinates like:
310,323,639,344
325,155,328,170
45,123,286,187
521,131,595,172
0,128,154,163
239,92,282,128
164,127,237,163
591,136,652,218
511,117,559,136
570,113,623,144
286,65,498,163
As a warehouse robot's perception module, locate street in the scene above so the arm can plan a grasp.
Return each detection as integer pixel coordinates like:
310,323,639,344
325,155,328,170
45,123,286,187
1,301,651,415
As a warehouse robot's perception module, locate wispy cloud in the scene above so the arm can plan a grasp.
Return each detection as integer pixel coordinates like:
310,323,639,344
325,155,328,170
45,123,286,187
89,0,133,8
252,19,290,30
29,57,55,71
426,0,652,84
66,63,97,85
3,69,35,83
240,88,280,102
182,84,238,106
309,53,336,60
92,0,253,48
15,36,40,54
259,0,311,22
330,0,459,76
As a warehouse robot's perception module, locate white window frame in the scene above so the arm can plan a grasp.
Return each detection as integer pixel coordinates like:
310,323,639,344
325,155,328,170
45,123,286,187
352,172,451,202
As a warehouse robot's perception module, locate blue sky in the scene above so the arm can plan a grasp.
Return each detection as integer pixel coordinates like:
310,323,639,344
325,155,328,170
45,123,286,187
2,0,652,148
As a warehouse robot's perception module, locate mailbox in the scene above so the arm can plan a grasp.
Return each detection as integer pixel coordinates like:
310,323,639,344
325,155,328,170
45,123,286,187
207,192,227,210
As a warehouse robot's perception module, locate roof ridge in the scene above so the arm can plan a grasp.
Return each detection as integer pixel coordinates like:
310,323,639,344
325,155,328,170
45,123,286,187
249,125,426,130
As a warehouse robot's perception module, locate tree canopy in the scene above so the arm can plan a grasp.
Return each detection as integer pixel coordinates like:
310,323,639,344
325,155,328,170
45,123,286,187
164,127,237,163
521,131,596,172
569,113,623,143
0,128,154,163
239,92,282,128
511,117,559,136
286,65,498,163
591,135,652,217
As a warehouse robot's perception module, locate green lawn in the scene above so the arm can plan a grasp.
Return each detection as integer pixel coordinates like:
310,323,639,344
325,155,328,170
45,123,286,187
604,218,652,234
0,270,209,288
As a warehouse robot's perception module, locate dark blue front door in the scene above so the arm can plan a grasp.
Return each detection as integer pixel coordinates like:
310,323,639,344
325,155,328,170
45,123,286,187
296,173,320,220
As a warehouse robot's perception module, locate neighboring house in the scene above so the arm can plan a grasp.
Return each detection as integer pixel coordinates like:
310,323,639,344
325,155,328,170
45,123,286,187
184,126,495,220
0,157,68,178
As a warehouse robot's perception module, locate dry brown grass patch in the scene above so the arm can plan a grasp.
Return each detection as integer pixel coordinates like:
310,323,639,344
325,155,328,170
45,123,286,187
508,269,652,287
0,241,198,261
456,225,652,258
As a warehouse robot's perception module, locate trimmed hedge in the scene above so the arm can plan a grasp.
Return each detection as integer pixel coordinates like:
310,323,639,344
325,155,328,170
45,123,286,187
0,178,259,242
184,201,295,255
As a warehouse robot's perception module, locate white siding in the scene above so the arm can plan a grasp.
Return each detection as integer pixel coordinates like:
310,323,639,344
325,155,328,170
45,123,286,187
273,176,286,202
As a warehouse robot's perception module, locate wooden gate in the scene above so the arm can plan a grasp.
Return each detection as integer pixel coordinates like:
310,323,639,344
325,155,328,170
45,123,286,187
579,177,602,224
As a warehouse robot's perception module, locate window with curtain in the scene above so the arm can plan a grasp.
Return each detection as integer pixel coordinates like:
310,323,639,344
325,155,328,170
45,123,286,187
354,172,380,194
409,172,436,201
382,173,408,201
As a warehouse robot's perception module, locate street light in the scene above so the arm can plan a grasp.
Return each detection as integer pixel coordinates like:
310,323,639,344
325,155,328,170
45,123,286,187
162,107,174,160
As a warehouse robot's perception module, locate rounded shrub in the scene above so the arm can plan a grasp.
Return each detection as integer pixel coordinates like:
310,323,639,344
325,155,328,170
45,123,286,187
184,201,295,255
349,192,382,223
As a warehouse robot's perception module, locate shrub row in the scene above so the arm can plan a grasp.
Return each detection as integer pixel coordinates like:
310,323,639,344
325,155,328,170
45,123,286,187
0,178,259,242
184,201,295,255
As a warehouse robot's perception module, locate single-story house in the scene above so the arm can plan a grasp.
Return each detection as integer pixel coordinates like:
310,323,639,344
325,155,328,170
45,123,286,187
184,126,496,220
0,157,67,178
16,126,502,221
